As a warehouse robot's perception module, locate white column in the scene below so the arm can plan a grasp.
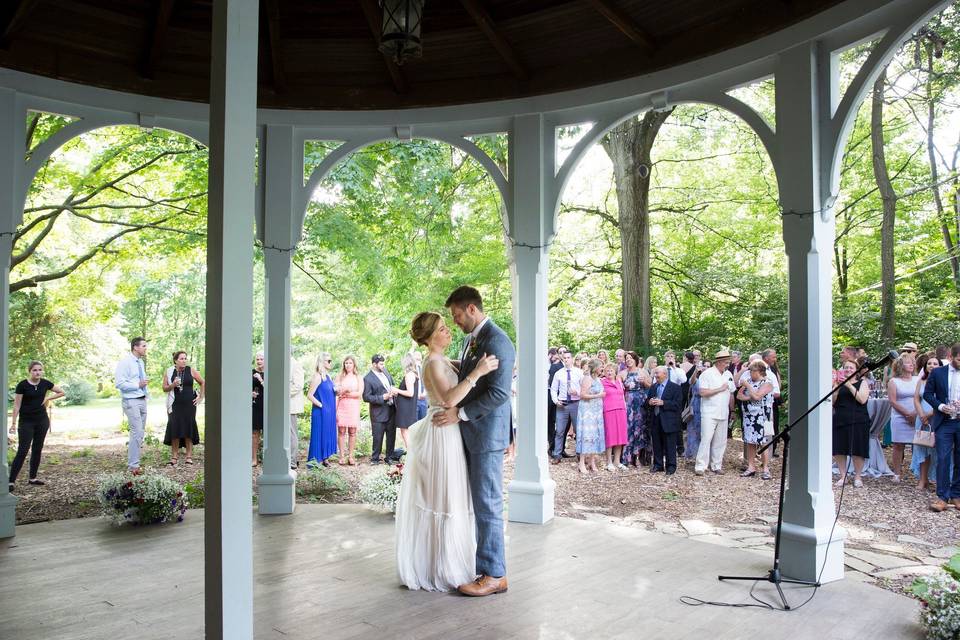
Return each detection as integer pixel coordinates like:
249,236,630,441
258,124,297,515
204,1,257,638
0,88,18,538
506,113,555,524
775,42,845,584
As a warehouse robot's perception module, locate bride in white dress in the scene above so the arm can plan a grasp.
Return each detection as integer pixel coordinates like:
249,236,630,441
395,311,499,591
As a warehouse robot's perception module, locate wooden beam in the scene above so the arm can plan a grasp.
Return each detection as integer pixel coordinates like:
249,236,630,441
264,0,286,93
140,0,176,79
458,0,528,81
0,0,43,49
358,0,407,94
586,0,656,54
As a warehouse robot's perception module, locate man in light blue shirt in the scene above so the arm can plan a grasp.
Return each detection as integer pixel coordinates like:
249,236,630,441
115,337,149,474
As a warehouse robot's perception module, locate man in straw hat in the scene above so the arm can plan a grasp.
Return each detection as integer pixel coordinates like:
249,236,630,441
694,349,736,475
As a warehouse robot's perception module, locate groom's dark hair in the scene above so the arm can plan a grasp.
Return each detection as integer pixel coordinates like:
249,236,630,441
445,286,483,311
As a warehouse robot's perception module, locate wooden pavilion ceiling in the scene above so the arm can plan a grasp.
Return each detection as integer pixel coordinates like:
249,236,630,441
0,0,846,110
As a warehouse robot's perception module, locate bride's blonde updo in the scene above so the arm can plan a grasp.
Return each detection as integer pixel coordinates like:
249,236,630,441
411,311,444,347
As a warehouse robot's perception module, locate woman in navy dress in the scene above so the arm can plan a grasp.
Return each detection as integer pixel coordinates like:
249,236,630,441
307,352,338,467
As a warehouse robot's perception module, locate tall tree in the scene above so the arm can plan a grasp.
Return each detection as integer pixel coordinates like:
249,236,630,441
872,67,899,345
601,109,673,350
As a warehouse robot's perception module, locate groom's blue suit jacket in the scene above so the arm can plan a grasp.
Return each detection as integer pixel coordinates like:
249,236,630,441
457,318,516,453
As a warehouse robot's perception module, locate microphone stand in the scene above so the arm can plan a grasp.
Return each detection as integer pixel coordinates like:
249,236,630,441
717,364,874,609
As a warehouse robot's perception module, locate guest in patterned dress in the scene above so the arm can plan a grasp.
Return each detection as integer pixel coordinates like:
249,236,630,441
576,358,606,474
619,351,650,467
601,364,628,470
737,360,774,480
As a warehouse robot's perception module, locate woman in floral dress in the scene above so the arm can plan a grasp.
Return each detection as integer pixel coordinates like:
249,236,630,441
619,351,650,467
576,358,606,474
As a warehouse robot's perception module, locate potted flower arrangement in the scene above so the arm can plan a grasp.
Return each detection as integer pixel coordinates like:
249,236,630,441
97,472,188,525
358,462,404,512
911,553,960,639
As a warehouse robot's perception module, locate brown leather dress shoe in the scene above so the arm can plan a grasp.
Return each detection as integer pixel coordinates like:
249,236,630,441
951,498,960,510
930,498,949,512
457,575,508,597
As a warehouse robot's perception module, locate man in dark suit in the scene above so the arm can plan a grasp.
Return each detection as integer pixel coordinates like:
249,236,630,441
546,347,564,458
923,343,960,511
363,354,400,464
646,366,682,475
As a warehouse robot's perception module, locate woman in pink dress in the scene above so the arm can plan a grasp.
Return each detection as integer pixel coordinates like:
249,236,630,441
601,363,628,470
334,355,364,465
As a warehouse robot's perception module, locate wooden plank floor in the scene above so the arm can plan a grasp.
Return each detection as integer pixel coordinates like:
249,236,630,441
0,504,920,639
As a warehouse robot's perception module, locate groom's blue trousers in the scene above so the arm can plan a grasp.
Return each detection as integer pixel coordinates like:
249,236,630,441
466,448,506,578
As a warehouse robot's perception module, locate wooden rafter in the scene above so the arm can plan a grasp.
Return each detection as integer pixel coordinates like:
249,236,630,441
458,0,528,81
586,0,656,54
0,0,43,49
264,0,287,93
140,0,176,79
358,0,407,94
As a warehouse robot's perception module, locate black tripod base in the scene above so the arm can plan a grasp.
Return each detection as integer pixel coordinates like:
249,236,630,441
718,569,820,610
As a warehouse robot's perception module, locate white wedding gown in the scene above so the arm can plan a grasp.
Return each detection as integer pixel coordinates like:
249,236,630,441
395,357,477,591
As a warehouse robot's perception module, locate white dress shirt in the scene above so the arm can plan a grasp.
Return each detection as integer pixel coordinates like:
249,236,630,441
551,366,585,404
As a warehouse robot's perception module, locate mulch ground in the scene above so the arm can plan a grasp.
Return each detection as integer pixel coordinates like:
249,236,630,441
12,439,957,552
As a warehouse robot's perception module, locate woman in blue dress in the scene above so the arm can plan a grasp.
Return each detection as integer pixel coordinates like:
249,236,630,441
307,352,338,467
911,352,938,490
686,367,703,461
576,358,606,474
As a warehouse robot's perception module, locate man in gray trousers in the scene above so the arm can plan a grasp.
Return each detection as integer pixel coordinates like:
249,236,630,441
433,286,515,597
115,337,149,475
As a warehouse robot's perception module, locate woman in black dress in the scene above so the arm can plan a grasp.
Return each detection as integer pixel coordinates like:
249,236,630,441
392,353,420,452
832,358,871,488
162,351,205,465
252,352,265,466
8,361,64,490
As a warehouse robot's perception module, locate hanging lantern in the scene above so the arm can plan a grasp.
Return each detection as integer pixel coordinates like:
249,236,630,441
379,0,425,65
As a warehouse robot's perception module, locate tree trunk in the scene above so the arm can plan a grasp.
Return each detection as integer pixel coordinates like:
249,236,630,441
922,41,960,314
601,109,672,351
871,69,897,346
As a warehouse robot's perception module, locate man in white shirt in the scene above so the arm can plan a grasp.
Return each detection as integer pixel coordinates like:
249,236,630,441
289,352,305,469
115,337,149,474
695,349,736,475
550,352,583,462
663,350,687,385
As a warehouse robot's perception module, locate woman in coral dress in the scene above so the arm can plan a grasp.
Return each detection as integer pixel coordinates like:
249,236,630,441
334,355,363,465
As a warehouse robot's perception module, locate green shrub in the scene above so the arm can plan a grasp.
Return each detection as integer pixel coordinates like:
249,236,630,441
62,379,95,406
296,462,348,501
354,423,372,457
70,447,94,458
184,470,204,509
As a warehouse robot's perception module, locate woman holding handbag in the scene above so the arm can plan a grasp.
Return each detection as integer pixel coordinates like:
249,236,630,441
911,352,939,491
736,360,774,480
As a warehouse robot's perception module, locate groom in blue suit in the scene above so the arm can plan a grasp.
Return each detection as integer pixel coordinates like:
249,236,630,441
434,286,515,597
923,344,960,511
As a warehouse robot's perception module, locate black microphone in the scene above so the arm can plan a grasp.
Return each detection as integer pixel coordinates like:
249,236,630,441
860,349,900,371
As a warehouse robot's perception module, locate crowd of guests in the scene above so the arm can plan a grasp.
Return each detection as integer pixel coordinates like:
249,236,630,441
9,332,960,518
547,346,782,478
831,341,960,513
274,351,421,470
